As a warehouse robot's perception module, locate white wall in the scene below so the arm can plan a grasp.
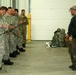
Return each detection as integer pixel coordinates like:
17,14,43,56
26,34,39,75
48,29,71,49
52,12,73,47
18,0,29,16
0,0,11,7
31,0,76,40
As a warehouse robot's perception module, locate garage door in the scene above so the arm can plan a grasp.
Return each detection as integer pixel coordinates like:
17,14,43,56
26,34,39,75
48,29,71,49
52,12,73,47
31,0,76,40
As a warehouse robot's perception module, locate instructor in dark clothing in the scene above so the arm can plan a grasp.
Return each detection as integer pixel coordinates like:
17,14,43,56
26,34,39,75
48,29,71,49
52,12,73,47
66,6,76,70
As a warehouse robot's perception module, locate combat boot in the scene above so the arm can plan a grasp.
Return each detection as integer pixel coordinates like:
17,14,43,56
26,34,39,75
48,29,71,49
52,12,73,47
16,45,19,49
69,65,75,68
0,67,2,70
13,50,20,55
10,53,17,58
19,48,26,52
22,44,26,48
71,66,76,70
4,59,14,65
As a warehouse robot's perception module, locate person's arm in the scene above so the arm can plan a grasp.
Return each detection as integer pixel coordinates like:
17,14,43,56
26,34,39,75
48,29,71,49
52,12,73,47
67,17,74,36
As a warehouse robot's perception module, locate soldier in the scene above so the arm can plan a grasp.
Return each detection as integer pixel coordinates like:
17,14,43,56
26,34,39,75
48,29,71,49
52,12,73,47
19,9,28,47
14,9,25,52
3,7,15,65
66,6,76,70
58,28,66,47
4,7,17,58
50,28,66,47
11,9,21,55
50,28,61,47
0,6,8,69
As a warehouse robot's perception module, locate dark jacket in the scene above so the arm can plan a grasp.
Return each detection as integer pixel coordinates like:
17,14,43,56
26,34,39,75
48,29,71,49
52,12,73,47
68,15,76,38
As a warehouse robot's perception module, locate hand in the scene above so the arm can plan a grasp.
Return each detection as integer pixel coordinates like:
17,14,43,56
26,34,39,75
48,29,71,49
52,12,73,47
18,21,23,25
24,20,26,22
20,21,23,23
69,36,73,41
9,25,14,29
2,24,6,28
65,34,69,38
65,34,69,42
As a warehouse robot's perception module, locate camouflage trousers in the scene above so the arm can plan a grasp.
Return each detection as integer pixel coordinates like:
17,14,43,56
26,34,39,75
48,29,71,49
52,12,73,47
9,32,16,53
14,29,23,48
19,26,27,44
3,32,16,60
0,34,5,67
3,33,9,60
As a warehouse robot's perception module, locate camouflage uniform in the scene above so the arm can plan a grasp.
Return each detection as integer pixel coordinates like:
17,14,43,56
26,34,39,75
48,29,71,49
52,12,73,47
0,13,8,68
19,15,28,45
51,28,61,47
11,15,19,53
4,13,16,57
15,15,23,48
58,28,66,47
50,28,66,47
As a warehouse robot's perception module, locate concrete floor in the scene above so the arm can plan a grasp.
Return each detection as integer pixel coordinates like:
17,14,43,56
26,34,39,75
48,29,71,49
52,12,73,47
0,41,76,75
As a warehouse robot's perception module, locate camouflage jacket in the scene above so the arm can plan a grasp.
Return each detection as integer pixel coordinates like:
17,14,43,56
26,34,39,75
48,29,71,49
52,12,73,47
4,13,17,26
0,13,8,34
19,15,28,26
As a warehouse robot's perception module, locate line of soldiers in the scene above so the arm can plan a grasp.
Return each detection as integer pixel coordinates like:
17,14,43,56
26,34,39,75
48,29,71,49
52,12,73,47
0,6,28,70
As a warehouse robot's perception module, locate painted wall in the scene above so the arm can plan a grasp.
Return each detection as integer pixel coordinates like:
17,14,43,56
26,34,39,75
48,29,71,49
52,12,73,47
31,0,76,40
0,0,11,7
18,0,29,16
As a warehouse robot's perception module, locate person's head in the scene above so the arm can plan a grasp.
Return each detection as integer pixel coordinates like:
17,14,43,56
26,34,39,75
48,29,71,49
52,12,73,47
57,28,61,32
14,9,19,15
0,6,7,15
11,9,15,15
21,9,25,15
7,7,12,15
61,28,65,34
69,6,76,16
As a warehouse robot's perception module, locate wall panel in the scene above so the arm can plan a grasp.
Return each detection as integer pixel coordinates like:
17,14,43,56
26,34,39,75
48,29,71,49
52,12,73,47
31,0,76,40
